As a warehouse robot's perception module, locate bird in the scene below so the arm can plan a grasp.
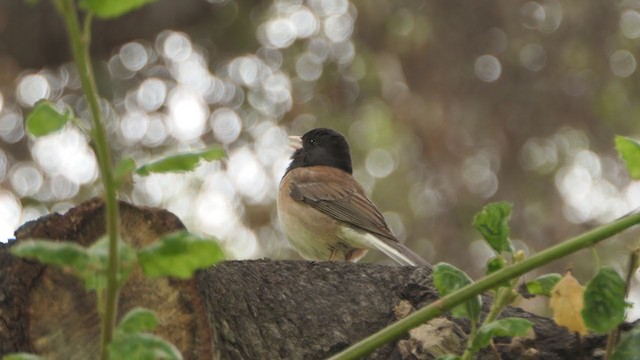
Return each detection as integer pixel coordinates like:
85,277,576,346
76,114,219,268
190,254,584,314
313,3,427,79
277,128,430,266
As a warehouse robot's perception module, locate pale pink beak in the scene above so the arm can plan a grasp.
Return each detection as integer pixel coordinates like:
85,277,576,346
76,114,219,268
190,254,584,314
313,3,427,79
289,135,303,150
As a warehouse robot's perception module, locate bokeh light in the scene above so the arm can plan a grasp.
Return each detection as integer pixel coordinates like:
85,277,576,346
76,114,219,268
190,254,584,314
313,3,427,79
0,111,25,144
211,108,242,144
520,43,547,72
162,32,193,62
16,74,50,107
31,127,98,184
474,55,502,82
620,10,640,39
166,87,208,142
262,18,297,49
0,191,21,244
119,42,149,72
0,150,8,182
137,78,167,112
610,50,637,78
9,163,43,197
365,148,395,178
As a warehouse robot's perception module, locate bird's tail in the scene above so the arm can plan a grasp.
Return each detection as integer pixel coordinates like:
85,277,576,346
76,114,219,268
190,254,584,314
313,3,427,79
370,236,430,266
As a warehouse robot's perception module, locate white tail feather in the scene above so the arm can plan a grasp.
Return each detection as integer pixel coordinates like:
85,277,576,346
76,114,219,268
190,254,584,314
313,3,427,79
340,228,429,266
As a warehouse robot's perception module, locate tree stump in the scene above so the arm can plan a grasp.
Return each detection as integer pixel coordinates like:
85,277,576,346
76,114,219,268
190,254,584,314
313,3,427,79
0,198,619,359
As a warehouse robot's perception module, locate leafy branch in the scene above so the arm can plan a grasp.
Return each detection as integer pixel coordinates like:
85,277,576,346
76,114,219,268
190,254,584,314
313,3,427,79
329,209,640,359
54,0,121,356
329,134,640,360
7,0,226,359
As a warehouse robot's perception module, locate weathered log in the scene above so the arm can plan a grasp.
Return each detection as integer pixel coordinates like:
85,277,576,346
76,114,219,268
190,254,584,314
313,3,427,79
0,198,212,359
0,199,617,359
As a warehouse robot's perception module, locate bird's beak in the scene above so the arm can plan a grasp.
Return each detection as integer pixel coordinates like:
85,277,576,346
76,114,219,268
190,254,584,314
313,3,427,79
289,135,303,150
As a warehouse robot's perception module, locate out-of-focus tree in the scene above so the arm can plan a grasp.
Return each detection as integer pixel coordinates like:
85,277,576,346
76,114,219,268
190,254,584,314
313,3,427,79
1,0,639,315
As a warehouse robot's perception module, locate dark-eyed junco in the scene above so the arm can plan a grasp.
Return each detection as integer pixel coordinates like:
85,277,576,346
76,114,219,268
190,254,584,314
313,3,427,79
277,128,429,266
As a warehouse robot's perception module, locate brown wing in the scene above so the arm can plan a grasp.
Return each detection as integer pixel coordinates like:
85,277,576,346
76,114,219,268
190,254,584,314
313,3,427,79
288,166,398,242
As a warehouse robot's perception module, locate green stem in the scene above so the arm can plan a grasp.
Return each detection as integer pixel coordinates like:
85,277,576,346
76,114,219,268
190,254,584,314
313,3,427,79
461,347,474,360
462,278,515,359
606,249,639,359
483,287,513,325
57,1,121,359
328,211,640,360
460,321,477,360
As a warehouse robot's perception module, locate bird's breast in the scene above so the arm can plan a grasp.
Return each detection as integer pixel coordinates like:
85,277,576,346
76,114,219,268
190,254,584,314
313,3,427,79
277,173,345,260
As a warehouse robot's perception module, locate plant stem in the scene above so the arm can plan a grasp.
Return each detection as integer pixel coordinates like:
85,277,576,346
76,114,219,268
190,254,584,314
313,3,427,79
460,321,477,360
483,287,513,325
57,1,121,359
606,249,639,359
327,211,640,360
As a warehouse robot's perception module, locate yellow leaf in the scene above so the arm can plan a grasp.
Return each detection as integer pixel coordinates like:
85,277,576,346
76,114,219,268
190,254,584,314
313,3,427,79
549,271,587,335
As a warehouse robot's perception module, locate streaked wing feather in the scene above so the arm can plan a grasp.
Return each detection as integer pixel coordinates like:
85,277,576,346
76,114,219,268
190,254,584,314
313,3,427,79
290,174,397,241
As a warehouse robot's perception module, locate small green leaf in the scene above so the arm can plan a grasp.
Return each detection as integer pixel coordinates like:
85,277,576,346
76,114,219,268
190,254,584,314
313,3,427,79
486,256,506,275
525,273,561,297
10,239,90,274
114,157,136,188
582,267,628,333
109,333,182,360
118,308,158,334
470,318,533,352
79,0,159,19
3,353,46,360
86,237,137,290
137,231,225,279
473,202,513,253
433,263,481,323
612,324,640,360
26,100,71,137
135,147,225,176
10,238,136,291
615,136,640,180
486,257,510,288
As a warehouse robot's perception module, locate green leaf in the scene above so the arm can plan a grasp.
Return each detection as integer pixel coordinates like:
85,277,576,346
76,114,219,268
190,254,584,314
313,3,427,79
615,136,640,179
137,231,225,279
486,257,510,288
433,263,481,323
114,157,136,188
470,318,533,352
612,324,640,360
135,147,225,176
118,308,158,334
525,273,561,297
3,353,46,360
486,256,506,275
109,333,182,360
473,202,513,253
10,239,90,275
79,0,159,19
582,267,628,333
25,100,71,137
10,238,136,291
86,237,137,290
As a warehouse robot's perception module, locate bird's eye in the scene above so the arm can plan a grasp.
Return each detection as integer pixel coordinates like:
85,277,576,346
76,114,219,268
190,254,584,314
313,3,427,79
309,139,315,144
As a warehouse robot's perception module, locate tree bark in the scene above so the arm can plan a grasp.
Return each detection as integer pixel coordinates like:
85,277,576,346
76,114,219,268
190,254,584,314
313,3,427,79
0,199,621,359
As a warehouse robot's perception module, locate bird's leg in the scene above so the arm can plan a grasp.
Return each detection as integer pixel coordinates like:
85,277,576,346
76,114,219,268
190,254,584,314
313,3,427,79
346,248,368,262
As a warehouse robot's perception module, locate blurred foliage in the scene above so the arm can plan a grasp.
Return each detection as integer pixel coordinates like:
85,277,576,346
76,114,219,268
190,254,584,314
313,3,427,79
2,0,640,317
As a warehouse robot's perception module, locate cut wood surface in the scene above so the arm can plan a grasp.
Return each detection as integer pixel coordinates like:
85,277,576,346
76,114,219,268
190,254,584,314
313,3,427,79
0,199,619,359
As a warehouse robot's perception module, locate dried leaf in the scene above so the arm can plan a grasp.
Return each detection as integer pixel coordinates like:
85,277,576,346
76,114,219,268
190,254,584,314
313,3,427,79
549,271,587,335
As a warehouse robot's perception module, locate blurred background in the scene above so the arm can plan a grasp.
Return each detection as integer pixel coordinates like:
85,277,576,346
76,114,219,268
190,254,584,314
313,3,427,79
1,0,640,316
